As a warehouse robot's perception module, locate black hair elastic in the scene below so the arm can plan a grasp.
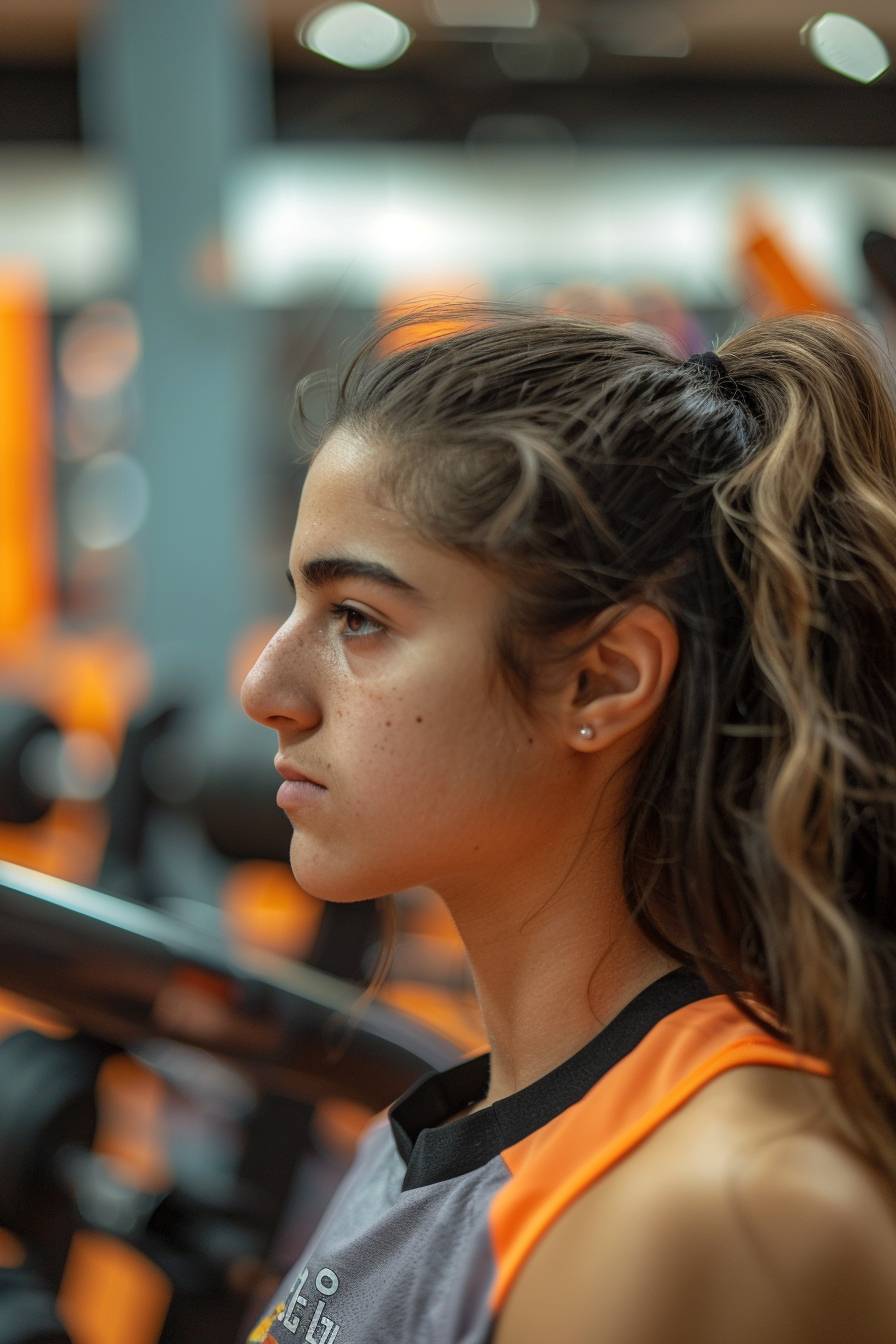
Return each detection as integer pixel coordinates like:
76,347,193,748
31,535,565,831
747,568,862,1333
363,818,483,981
686,350,728,378
685,349,743,403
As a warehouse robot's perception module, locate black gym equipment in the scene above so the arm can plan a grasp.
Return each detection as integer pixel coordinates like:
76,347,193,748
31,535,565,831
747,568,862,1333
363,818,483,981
0,701,63,825
0,860,462,1344
0,860,460,1110
0,691,466,1344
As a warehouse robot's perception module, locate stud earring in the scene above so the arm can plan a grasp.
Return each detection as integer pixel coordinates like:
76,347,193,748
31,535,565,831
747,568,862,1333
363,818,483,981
578,725,595,739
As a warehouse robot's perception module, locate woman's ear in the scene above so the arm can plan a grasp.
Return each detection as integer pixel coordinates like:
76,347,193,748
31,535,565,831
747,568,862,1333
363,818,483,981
563,603,680,752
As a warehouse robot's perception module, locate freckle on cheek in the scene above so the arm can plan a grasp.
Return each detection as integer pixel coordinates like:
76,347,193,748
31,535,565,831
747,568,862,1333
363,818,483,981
416,716,423,723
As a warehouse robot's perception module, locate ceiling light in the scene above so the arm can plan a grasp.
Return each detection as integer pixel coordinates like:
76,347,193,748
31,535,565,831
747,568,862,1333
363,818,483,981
800,12,890,84
298,3,413,71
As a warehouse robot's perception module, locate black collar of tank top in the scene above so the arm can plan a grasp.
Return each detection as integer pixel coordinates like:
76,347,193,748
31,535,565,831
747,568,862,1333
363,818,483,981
388,966,715,1191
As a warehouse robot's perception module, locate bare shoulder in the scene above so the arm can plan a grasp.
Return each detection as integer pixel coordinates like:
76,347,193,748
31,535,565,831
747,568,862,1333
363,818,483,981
494,1065,896,1344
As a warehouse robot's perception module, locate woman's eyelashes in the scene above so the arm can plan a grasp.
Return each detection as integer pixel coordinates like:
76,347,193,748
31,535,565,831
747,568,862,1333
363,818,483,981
284,582,387,641
329,602,386,640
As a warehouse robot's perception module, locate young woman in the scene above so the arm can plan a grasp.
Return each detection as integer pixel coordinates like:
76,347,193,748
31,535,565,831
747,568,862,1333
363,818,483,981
240,300,896,1344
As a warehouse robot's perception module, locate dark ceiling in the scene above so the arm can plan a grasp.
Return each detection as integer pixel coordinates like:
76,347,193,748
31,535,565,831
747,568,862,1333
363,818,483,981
0,0,893,146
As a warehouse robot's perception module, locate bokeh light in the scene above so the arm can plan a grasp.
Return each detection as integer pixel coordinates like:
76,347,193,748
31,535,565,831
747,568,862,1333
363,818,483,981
801,13,890,84
58,300,140,400
298,3,413,70
67,451,149,551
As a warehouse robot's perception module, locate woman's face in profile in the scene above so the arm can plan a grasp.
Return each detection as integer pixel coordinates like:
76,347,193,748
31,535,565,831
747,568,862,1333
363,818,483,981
240,426,579,907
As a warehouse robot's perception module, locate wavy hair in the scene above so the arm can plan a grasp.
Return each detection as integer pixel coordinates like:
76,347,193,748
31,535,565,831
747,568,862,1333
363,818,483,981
294,298,896,1192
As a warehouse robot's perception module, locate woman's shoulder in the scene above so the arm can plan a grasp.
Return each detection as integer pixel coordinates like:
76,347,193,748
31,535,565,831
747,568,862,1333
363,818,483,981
494,1063,896,1344
595,1061,896,1238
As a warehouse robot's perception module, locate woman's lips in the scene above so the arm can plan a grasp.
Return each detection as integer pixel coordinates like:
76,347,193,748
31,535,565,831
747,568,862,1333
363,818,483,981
274,756,324,787
276,779,327,811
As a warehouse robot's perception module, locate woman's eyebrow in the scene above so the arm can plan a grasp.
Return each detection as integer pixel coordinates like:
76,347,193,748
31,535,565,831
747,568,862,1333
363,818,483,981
287,555,427,602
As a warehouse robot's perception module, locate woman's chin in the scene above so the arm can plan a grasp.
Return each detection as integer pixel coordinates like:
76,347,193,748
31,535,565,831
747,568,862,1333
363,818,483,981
288,849,391,904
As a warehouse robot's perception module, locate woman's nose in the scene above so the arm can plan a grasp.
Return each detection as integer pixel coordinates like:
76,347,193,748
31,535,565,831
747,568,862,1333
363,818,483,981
239,631,317,732
239,644,278,727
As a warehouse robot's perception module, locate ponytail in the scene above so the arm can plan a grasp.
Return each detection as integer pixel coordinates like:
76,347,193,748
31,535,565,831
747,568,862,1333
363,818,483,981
699,312,896,1176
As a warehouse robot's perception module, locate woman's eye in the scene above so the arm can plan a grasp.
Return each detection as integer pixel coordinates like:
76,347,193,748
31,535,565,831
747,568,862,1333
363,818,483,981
330,603,385,640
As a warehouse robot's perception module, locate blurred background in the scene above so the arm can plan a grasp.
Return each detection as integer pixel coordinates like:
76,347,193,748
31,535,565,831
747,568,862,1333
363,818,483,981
1,2,895,1341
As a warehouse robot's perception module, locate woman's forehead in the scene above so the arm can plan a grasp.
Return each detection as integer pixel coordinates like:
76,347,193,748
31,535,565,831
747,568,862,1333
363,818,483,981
292,434,503,612
295,431,403,546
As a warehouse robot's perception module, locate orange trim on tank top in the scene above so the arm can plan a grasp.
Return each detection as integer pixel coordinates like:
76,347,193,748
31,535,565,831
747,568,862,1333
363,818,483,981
488,998,833,1314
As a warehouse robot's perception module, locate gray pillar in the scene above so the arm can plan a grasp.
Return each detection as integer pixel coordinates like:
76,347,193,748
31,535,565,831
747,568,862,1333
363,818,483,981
80,0,273,698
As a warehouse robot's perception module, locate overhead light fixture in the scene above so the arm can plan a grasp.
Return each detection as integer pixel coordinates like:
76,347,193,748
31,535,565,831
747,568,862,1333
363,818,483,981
800,12,890,84
297,3,413,71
